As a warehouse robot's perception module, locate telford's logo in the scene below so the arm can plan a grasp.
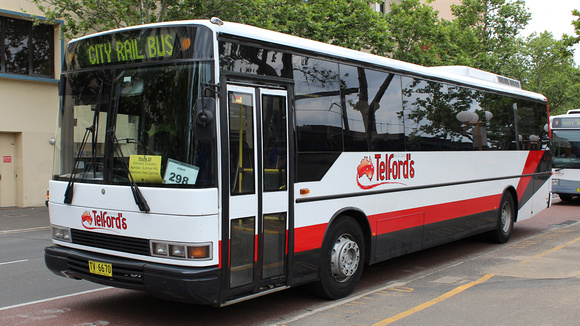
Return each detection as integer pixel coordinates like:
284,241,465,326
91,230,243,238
81,210,127,233
356,154,415,190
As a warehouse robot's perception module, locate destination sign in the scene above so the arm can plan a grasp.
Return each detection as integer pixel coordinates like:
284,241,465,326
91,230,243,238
65,26,212,70
87,33,175,65
552,117,580,129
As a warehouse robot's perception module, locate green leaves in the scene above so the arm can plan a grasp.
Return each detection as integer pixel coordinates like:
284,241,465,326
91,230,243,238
385,0,579,114
517,32,579,114
33,0,392,55
32,0,580,113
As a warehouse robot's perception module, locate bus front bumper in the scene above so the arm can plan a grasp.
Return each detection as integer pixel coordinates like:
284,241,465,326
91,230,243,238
552,185,580,196
45,245,221,306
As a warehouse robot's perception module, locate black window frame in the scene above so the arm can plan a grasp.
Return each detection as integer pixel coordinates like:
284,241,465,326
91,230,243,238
0,15,55,78
217,38,549,182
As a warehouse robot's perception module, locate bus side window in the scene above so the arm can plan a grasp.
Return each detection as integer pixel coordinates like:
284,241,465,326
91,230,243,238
340,64,404,152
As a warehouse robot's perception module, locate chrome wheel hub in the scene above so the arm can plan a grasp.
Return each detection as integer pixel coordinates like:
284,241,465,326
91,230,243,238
501,201,512,233
330,234,360,282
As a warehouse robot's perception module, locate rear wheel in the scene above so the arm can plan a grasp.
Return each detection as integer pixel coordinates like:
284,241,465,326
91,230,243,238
488,192,515,244
314,216,365,299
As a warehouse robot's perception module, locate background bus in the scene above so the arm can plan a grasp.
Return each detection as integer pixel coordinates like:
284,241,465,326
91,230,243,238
550,110,580,201
45,19,551,306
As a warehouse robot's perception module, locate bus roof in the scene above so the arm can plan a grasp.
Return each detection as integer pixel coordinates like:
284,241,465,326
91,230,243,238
70,19,547,102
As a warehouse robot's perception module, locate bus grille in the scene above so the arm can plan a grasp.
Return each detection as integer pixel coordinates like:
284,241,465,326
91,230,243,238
71,229,150,256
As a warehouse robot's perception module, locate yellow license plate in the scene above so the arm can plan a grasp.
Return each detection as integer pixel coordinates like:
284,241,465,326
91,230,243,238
88,260,112,277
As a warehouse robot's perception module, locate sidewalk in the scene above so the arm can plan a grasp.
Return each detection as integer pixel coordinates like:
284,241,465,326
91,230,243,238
0,206,50,232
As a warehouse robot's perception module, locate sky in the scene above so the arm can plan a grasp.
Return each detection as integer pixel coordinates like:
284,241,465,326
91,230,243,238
520,0,580,65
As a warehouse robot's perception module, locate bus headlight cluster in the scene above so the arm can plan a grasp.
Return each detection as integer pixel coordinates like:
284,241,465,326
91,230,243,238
150,241,212,260
552,178,560,186
51,225,71,242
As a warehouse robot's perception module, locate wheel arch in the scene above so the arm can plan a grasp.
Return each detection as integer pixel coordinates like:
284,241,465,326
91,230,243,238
503,186,519,222
324,207,372,265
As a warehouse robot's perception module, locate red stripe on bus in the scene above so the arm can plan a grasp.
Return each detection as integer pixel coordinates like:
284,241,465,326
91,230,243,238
369,194,501,234
516,151,545,200
293,151,547,254
218,240,224,268
293,194,501,253
255,234,259,262
294,223,328,253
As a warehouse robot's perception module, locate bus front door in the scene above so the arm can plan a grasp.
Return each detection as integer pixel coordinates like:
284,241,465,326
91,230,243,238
225,85,289,300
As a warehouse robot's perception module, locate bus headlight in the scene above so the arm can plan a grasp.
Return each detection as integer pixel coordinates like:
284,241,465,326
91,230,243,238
150,241,212,260
51,225,71,242
552,178,560,186
169,244,186,258
152,242,168,256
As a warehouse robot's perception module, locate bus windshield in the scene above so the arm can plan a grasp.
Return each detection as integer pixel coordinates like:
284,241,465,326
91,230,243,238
52,62,216,188
552,129,580,169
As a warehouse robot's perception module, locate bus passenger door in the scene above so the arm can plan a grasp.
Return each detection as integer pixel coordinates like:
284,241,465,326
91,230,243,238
225,85,289,299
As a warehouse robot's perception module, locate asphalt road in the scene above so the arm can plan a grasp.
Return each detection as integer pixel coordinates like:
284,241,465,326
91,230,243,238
1,198,579,325
0,208,104,308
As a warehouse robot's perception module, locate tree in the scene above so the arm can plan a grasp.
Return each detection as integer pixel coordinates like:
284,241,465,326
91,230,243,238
255,0,392,55
384,0,453,66
31,0,174,39
518,32,580,114
570,9,580,44
384,0,580,115
384,0,531,72
448,0,530,73
32,0,392,55
33,0,580,113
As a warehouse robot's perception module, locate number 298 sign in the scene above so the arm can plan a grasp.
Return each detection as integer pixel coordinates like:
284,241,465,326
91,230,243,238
163,158,200,185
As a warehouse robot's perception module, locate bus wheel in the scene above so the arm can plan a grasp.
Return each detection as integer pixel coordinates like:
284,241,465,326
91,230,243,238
488,192,515,244
314,216,365,300
559,194,573,201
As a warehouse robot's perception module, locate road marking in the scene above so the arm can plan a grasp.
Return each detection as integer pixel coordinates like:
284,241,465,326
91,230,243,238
372,274,495,326
0,259,29,266
273,260,482,325
0,287,110,311
389,287,414,293
0,226,51,235
271,280,404,326
520,236,580,264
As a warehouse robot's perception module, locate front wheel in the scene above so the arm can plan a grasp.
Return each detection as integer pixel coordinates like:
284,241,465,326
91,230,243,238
488,192,515,244
314,216,365,299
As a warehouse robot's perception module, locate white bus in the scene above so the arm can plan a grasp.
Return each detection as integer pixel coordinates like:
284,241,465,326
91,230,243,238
550,110,580,201
45,19,551,306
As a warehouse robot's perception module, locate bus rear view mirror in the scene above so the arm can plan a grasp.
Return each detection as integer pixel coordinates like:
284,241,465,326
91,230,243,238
195,98,216,141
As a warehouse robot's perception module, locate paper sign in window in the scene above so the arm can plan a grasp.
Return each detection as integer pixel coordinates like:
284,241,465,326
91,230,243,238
163,158,199,185
129,155,163,183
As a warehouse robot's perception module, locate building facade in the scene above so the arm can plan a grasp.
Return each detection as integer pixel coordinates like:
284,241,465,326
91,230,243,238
1,1,62,207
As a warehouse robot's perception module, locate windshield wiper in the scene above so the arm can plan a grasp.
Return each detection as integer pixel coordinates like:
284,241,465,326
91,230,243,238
64,80,104,204
63,125,94,204
108,85,150,213
108,130,150,213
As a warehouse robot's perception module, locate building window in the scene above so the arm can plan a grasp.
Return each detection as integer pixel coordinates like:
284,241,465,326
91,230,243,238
1,16,54,78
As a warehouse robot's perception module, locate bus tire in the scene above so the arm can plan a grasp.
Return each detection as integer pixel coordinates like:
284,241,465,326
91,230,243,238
314,216,365,300
488,192,515,244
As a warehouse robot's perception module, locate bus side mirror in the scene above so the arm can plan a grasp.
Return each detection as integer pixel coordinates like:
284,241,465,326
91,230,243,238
195,97,216,141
